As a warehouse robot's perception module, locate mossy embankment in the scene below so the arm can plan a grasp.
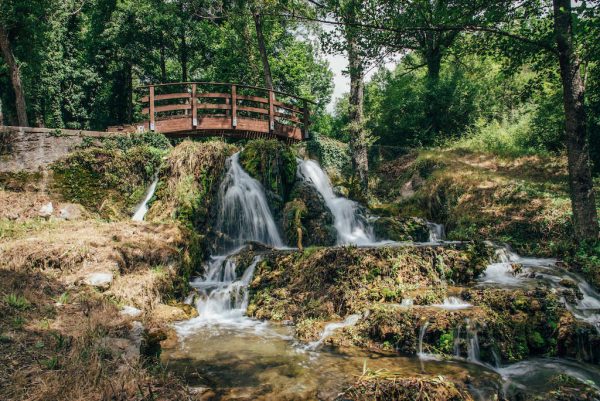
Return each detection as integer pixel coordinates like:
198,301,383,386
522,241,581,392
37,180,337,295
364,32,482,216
370,148,600,287
0,135,238,400
238,244,599,367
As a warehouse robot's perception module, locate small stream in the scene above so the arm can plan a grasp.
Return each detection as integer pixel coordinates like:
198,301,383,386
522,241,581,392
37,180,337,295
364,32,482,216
162,154,600,400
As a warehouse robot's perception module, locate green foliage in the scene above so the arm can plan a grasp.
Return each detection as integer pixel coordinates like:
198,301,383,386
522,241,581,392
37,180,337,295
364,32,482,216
4,293,30,310
438,332,454,354
0,0,333,129
51,144,163,218
240,139,297,213
306,133,351,176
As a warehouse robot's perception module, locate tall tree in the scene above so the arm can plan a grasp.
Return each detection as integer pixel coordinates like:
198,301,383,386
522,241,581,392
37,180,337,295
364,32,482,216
0,25,27,126
552,0,598,240
251,6,274,89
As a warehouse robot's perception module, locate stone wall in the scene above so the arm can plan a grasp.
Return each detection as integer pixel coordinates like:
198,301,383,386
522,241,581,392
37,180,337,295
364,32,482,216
0,126,116,172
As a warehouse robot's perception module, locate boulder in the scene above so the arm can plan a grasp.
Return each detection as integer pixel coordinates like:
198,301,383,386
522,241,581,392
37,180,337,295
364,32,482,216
286,180,336,247
84,272,114,289
372,216,429,242
39,202,53,218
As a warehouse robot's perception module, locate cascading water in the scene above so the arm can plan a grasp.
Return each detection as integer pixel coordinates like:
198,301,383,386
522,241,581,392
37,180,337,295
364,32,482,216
433,296,472,310
306,314,361,350
297,158,379,246
132,177,158,221
216,152,283,251
479,245,600,333
427,222,445,242
176,152,283,334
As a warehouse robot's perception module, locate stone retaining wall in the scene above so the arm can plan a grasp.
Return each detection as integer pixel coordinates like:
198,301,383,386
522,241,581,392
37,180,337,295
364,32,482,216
0,126,116,172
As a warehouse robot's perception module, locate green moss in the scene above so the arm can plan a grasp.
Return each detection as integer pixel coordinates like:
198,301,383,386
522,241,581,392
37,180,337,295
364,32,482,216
146,140,236,230
239,139,297,214
51,145,164,218
372,216,429,242
438,332,454,354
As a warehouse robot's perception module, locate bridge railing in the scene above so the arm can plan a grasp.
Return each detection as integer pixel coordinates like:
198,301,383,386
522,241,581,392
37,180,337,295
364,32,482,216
137,82,312,141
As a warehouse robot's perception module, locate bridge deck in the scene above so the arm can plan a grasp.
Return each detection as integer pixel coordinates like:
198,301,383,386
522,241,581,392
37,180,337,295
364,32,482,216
108,82,312,142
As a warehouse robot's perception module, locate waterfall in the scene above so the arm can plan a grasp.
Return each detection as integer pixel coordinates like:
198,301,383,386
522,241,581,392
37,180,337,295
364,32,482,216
417,321,437,360
132,177,158,221
466,320,481,363
176,152,283,334
297,159,378,246
432,296,472,310
216,152,283,251
427,222,445,242
306,314,361,350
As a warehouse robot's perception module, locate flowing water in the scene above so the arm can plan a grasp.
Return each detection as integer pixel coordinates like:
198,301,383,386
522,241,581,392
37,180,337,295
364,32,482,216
478,245,600,333
297,159,381,246
163,155,600,400
176,152,283,336
427,222,445,242
305,314,361,350
132,177,158,221
432,296,473,310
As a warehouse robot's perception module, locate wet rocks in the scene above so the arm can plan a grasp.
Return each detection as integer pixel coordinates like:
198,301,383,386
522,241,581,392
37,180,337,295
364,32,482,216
83,272,113,289
372,216,429,242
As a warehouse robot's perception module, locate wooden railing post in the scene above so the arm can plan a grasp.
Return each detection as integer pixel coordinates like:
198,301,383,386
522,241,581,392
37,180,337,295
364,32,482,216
302,100,310,139
191,83,197,128
149,85,155,132
268,90,275,132
231,84,237,128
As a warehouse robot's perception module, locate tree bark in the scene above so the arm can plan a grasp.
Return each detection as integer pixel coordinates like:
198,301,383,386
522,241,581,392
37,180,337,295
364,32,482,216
0,26,28,127
553,0,599,241
179,30,188,82
424,48,442,136
160,33,167,82
252,9,274,90
347,26,369,196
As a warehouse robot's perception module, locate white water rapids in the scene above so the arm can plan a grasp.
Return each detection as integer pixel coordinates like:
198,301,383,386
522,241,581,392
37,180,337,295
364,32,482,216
297,159,382,246
132,177,158,221
176,152,284,335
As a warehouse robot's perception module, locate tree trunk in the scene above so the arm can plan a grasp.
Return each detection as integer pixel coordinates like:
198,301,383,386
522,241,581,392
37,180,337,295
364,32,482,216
252,10,274,90
347,28,369,196
126,62,133,124
0,26,28,127
424,48,442,136
160,33,167,82
553,0,599,241
179,29,188,82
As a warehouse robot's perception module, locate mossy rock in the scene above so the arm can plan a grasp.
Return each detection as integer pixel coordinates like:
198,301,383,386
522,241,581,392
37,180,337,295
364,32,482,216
372,216,429,242
239,139,297,216
146,140,236,231
51,145,163,219
284,180,336,247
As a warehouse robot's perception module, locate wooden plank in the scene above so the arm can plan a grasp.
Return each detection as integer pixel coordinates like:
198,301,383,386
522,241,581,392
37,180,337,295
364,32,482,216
196,92,230,99
274,101,302,114
191,84,197,127
154,104,191,113
237,94,269,104
231,85,237,128
149,86,155,131
274,112,300,123
237,105,268,115
268,90,274,132
196,103,231,110
237,118,269,133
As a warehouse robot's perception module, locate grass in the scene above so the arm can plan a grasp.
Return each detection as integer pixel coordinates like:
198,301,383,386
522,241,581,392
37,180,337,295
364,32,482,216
4,293,30,310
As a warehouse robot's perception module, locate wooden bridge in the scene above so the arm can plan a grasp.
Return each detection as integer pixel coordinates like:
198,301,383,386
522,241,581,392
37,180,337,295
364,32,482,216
108,82,312,142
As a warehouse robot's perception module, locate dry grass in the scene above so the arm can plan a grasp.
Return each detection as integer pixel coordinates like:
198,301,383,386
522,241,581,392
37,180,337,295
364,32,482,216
146,140,236,223
341,374,475,401
0,216,201,400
